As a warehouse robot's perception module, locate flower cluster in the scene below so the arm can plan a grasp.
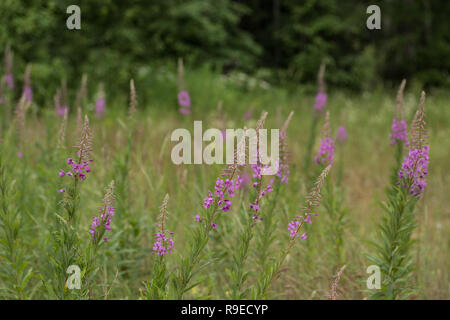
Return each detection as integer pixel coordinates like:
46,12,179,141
178,90,191,115
398,145,429,196
89,181,115,243
95,97,106,118
288,165,331,240
58,157,92,184
89,205,115,242
249,163,274,213
202,176,242,212
276,159,290,184
288,215,311,240
313,63,327,113
153,232,175,256
315,137,334,165
389,118,408,146
152,194,174,256
314,92,327,112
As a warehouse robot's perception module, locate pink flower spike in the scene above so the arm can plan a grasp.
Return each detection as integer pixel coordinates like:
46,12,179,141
305,215,312,224
178,90,191,107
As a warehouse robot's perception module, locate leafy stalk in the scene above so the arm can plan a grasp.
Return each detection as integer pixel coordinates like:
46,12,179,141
0,155,34,299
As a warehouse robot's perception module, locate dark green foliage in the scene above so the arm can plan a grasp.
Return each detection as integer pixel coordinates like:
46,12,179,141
1,0,449,106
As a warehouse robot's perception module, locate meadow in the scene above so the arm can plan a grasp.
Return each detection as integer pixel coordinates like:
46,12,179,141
0,60,448,300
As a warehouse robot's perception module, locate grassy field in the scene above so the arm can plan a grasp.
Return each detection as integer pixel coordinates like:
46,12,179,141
0,66,448,299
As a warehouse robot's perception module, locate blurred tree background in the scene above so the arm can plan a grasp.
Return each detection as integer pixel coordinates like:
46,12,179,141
0,0,449,104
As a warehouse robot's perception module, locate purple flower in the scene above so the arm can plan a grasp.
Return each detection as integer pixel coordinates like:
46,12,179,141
178,90,191,115
57,106,69,117
249,202,260,211
90,205,115,243
58,189,65,193
60,157,92,183
153,232,174,256
203,191,214,209
314,92,327,112
315,137,334,165
305,215,312,225
288,220,301,239
18,152,23,158
95,97,106,118
211,223,218,229
336,126,348,144
203,177,242,214
218,198,232,211
390,118,408,146
178,90,191,107
288,219,308,240
398,145,429,196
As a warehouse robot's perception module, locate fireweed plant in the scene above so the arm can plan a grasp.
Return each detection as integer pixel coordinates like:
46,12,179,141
389,80,409,183
177,58,191,115
303,63,327,173
255,112,293,272
170,113,270,299
83,180,116,297
228,112,272,299
316,112,348,268
43,116,93,299
95,83,106,119
141,194,173,299
367,91,429,299
252,165,331,299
